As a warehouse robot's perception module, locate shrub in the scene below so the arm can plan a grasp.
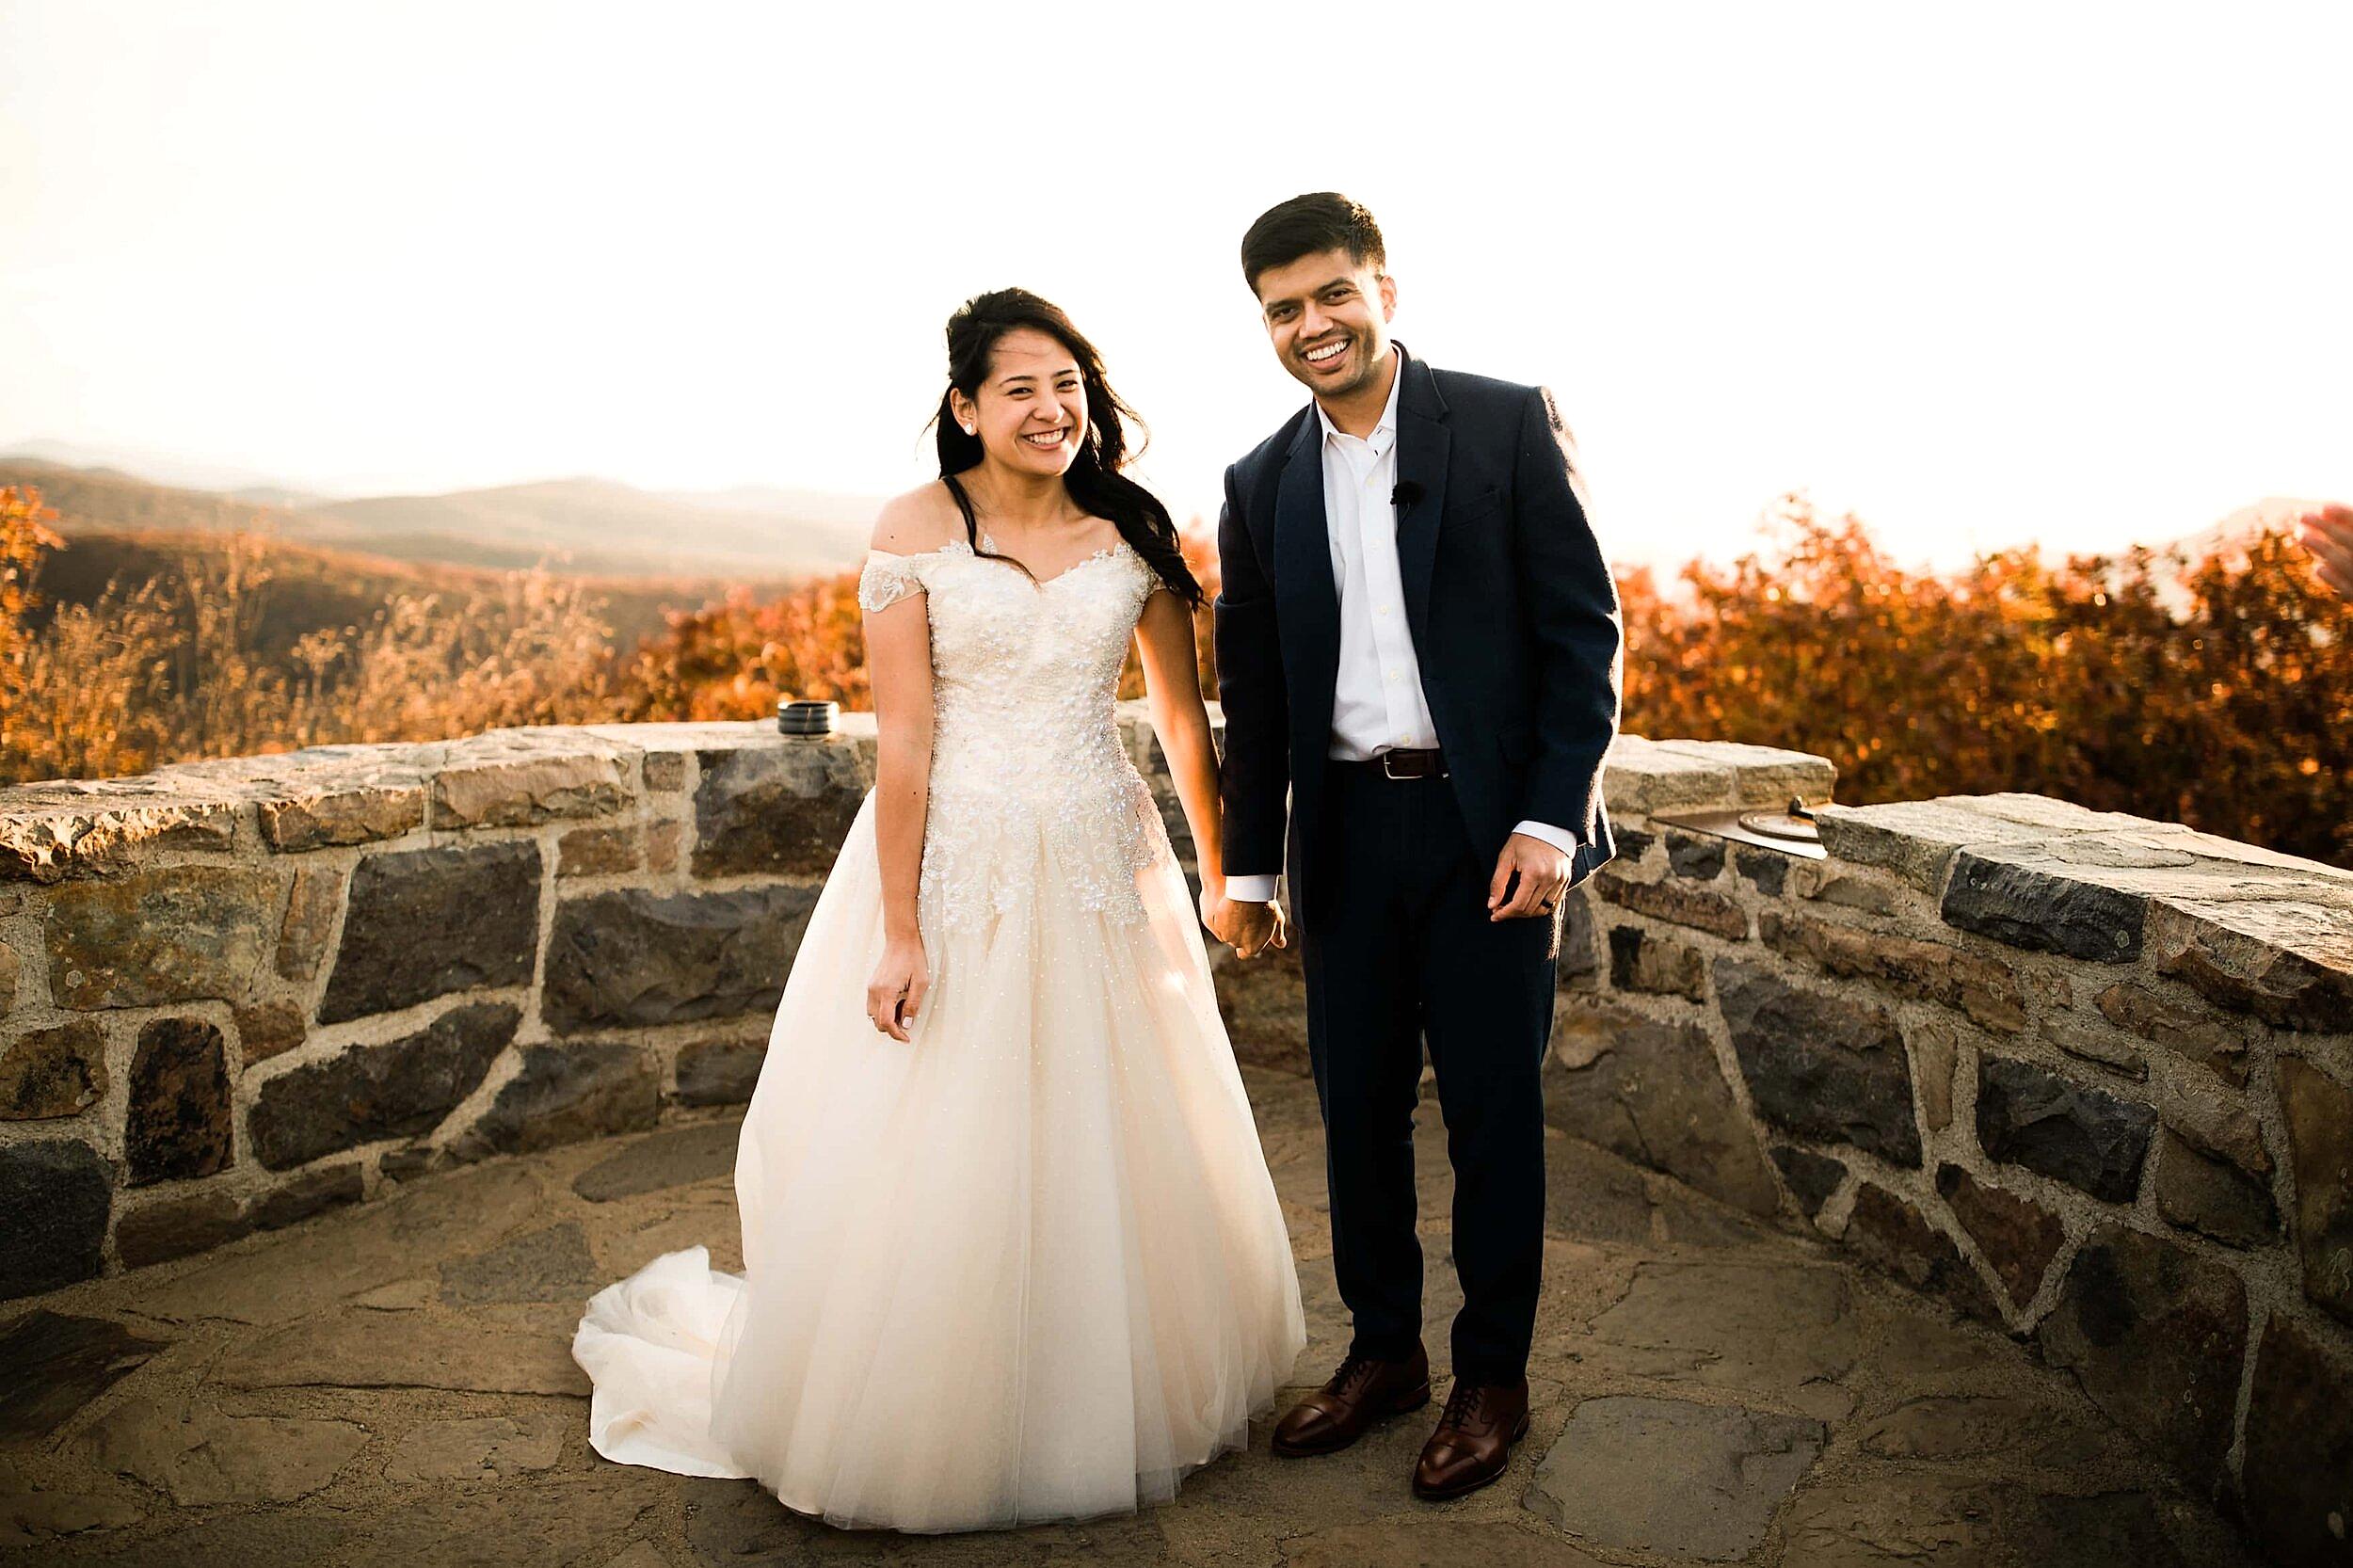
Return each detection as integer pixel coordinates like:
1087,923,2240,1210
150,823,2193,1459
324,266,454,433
1620,493,2353,869
0,486,618,783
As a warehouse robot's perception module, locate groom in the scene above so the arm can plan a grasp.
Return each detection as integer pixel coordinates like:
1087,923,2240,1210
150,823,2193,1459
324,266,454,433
1210,193,1623,1499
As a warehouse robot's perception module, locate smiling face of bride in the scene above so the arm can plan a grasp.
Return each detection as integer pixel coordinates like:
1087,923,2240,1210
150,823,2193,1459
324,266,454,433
949,328,1090,482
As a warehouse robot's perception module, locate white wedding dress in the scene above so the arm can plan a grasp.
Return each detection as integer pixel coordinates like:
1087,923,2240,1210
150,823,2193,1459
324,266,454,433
572,533,1306,1532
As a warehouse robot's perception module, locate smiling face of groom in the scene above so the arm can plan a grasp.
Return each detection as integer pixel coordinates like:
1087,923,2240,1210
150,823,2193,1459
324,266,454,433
1242,193,1399,405
1255,250,1398,401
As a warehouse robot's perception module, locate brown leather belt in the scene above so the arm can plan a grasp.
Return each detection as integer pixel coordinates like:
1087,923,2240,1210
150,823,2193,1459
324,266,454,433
1335,747,1449,780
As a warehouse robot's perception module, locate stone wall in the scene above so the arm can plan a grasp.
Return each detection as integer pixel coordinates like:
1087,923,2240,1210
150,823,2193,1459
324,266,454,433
3,714,2348,1563
0,708,1285,1302
1541,740,2353,1568
0,718,883,1299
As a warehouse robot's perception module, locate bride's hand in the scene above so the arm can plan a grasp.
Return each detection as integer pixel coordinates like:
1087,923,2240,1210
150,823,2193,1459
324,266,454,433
866,936,929,1043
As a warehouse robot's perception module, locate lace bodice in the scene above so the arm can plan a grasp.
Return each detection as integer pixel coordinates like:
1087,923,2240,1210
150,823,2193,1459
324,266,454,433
859,535,1174,932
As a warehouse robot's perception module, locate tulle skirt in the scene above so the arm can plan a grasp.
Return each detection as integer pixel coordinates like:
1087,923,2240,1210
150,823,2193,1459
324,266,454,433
572,789,1306,1532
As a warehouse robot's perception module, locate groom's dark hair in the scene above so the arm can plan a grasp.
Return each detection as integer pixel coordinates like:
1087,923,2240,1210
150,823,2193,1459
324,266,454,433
1240,193,1385,295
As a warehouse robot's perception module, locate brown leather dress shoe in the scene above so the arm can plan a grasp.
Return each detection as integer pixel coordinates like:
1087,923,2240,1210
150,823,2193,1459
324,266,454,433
1271,1345,1432,1457
1411,1377,1530,1499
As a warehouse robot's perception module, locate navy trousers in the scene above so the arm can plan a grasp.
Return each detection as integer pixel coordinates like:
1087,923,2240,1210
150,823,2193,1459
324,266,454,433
1297,760,1559,1386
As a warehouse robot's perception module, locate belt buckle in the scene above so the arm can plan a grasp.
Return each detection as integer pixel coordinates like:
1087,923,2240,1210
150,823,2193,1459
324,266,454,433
1382,750,1443,780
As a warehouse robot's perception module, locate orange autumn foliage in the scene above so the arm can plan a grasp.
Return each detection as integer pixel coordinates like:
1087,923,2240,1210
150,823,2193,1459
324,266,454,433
6,482,2346,871
1620,494,2353,869
0,485,618,783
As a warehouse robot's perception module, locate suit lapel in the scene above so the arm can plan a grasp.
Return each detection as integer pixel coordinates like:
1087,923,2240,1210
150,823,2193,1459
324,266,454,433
1391,346,1451,650
1272,411,1339,748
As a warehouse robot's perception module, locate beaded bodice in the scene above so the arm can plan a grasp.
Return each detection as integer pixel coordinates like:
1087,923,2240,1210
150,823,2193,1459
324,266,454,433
858,536,1174,931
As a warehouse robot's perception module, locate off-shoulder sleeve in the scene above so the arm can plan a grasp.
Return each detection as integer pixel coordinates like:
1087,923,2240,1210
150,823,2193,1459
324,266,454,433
857,550,926,614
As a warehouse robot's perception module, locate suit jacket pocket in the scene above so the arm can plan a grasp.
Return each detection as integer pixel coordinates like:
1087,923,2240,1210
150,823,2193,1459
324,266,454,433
1445,485,1506,525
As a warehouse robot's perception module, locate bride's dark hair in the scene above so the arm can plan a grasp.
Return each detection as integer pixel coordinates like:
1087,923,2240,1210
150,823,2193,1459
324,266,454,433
934,288,1201,606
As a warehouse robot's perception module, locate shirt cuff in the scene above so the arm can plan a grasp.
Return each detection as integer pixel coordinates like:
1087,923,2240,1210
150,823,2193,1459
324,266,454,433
1224,873,1282,904
1509,820,1581,856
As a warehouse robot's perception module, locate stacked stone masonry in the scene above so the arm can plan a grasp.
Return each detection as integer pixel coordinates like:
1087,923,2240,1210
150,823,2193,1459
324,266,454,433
2,714,2348,1564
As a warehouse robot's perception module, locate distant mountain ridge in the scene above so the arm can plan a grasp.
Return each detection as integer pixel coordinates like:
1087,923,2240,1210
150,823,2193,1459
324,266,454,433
0,438,314,498
16,527,744,654
8,440,2304,586
661,482,886,519
0,448,883,580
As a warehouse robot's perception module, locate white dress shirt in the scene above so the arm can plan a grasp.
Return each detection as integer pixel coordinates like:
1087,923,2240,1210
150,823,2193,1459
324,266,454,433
1226,349,1577,904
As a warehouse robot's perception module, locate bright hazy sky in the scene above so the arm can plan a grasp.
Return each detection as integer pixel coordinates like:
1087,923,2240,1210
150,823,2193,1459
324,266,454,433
4,2,2350,571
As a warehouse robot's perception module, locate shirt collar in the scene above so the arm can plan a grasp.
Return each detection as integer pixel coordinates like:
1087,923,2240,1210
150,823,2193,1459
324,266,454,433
1314,344,1403,455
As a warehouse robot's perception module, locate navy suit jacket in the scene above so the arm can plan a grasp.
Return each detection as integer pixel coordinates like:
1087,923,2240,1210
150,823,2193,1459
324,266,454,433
1212,344,1623,929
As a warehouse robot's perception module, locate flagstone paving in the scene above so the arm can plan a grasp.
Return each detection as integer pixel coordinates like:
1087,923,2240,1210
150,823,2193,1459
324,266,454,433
0,1067,2260,1567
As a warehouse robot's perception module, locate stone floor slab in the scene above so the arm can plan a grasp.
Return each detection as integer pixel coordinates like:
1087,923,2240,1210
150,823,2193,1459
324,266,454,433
113,1162,545,1327
382,1413,568,1482
1859,1393,2111,1469
0,1312,168,1444
213,1308,586,1396
8,1508,351,1568
1778,1475,2219,1568
572,1121,742,1203
72,1397,368,1505
1278,1518,1609,1566
438,1221,597,1306
0,1065,2265,1568
1523,1394,1826,1560
1543,1135,1663,1246
0,1479,143,1553
1566,1260,1861,1420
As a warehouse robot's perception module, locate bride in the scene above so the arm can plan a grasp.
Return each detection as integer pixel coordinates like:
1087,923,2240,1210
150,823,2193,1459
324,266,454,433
573,288,1307,1532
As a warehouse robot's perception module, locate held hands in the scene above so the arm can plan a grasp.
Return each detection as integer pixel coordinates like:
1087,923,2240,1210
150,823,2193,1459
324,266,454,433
2296,503,2353,598
866,935,929,1043
1201,884,1289,960
1489,832,1571,921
